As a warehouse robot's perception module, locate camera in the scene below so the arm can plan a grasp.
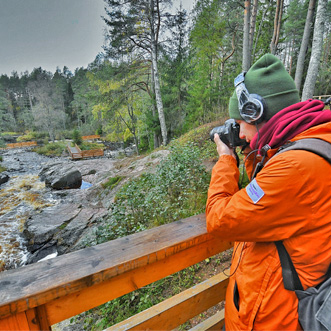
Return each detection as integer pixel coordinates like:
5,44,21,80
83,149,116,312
210,119,246,148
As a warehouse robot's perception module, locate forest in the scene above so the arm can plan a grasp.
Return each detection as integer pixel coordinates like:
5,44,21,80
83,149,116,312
0,0,330,153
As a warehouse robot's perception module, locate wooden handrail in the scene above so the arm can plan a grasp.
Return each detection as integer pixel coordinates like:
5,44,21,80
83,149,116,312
67,143,82,159
0,214,232,330
67,143,104,159
81,148,104,158
82,135,100,140
106,272,229,330
313,95,331,99
6,141,37,149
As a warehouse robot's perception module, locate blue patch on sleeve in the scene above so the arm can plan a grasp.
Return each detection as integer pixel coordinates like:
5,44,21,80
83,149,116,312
246,178,265,204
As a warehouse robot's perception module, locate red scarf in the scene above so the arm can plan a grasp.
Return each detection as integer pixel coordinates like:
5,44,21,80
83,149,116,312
250,99,331,151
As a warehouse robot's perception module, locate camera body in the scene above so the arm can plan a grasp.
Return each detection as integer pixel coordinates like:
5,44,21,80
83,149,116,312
210,119,246,148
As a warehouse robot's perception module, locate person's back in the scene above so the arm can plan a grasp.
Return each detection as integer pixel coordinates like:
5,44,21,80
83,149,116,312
206,54,331,330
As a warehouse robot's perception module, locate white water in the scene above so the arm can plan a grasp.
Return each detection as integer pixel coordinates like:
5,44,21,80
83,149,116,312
0,174,57,271
0,148,98,271
0,148,59,271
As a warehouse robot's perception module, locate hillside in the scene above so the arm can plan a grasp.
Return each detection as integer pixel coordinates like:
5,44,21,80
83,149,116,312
54,118,232,330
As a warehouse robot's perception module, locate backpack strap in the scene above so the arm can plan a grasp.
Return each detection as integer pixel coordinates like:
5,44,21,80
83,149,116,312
275,138,331,292
275,241,304,291
253,138,331,179
276,138,331,164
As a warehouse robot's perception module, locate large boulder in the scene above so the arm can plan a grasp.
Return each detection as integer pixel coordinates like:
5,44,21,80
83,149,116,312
39,162,82,189
23,204,81,250
0,172,9,185
23,203,107,263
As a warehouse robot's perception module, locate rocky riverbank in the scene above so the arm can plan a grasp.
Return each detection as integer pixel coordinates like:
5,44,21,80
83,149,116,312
0,147,170,269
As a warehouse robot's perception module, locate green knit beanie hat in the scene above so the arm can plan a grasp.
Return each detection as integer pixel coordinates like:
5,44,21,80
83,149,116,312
228,54,300,121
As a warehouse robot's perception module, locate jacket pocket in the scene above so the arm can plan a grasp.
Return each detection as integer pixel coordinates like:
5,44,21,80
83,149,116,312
236,254,278,329
233,280,240,311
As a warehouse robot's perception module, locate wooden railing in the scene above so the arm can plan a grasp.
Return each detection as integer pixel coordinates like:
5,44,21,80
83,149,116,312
82,135,101,140
81,148,104,158
67,143,82,159
67,143,104,159
313,95,331,100
0,214,232,330
6,141,37,149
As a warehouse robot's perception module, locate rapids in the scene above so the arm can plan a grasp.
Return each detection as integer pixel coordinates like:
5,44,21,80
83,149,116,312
0,148,61,271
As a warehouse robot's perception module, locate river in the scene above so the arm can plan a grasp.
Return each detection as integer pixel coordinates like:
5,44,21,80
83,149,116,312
0,143,141,271
0,148,62,271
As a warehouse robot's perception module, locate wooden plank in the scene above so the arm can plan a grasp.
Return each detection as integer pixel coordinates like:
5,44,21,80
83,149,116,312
189,310,225,331
45,236,231,325
81,149,104,158
67,144,82,159
82,135,100,140
313,95,331,99
0,307,51,331
6,141,37,149
74,144,82,153
34,306,51,330
0,214,232,325
0,312,30,331
67,143,103,159
105,273,228,331
0,215,221,317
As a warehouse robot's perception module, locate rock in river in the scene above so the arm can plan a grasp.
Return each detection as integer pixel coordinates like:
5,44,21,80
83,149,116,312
0,172,9,185
39,162,82,189
23,203,107,263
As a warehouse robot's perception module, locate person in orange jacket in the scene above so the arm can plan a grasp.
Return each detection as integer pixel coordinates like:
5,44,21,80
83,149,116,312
206,53,331,330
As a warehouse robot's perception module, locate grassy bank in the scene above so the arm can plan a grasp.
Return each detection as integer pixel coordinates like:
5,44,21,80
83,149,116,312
68,120,232,330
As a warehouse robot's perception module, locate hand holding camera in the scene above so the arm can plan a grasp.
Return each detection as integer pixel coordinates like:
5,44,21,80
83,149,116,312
210,119,248,166
210,119,246,148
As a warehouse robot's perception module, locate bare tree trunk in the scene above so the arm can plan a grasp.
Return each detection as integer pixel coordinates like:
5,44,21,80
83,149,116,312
294,0,316,91
150,0,167,146
243,0,251,71
249,0,258,59
301,0,328,101
151,35,167,146
288,40,294,75
284,40,289,68
133,136,139,155
150,65,159,149
270,0,284,55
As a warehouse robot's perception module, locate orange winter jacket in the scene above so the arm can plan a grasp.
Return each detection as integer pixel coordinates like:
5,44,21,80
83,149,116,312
206,122,331,330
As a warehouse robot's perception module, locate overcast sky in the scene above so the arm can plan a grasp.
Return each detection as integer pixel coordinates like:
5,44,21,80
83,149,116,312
0,0,194,77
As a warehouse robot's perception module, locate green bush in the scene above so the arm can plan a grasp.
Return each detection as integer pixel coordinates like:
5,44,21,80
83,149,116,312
96,126,103,135
33,141,67,156
72,129,83,145
86,142,210,246
17,133,35,142
138,135,151,153
31,131,48,139
0,132,17,136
